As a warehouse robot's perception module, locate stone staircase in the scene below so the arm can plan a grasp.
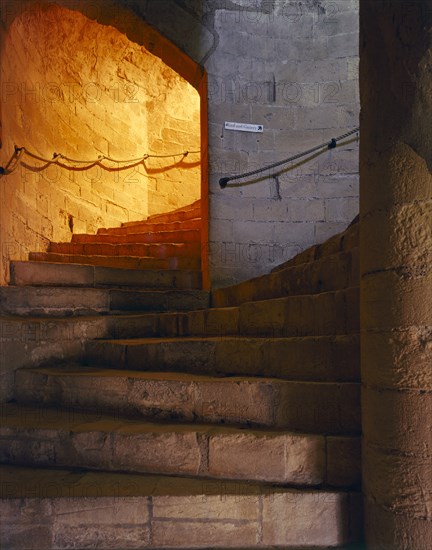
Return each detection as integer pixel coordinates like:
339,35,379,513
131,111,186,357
0,214,363,549
13,199,203,288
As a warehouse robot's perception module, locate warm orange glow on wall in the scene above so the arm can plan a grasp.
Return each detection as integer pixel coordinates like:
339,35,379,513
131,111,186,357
0,3,201,284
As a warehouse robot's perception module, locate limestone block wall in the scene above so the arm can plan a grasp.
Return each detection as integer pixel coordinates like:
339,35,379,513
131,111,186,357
0,0,359,287
131,0,360,287
0,2,200,284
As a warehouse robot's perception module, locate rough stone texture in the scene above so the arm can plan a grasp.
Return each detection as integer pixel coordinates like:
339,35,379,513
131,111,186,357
360,1,432,547
0,401,361,487
208,431,325,485
86,334,360,382
0,0,359,287
15,366,360,434
0,2,200,285
0,465,362,548
9,260,202,289
0,287,209,316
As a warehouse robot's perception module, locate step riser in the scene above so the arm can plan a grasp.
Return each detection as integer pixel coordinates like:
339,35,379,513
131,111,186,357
0,288,209,316
212,250,359,307
1,466,363,549
98,218,201,235
272,219,359,272
48,242,201,259
0,419,360,488
86,335,360,382
72,230,201,245
142,206,201,225
15,370,361,434
28,253,201,271
106,288,359,339
10,262,202,289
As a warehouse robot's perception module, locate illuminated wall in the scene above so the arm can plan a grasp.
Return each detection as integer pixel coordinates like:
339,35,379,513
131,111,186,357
0,3,201,283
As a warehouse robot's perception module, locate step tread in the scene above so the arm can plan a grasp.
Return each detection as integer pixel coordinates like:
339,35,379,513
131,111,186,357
48,241,201,256
98,218,202,235
16,366,361,434
1,465,362,547
72,229,201,244
212,248,359,307
29,253,201,271
0,403,361,487
85,334,360,382
0,286,209,316
10,261,202,290
18,365,359,385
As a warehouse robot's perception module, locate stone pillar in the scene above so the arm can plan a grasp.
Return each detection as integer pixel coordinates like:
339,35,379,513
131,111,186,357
360,0,432,547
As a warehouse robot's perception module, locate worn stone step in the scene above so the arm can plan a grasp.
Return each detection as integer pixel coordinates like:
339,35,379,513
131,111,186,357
0,313,222,402
0,465,363,549
48,241,201,259
0,404,361,488
9,261,202,289
71,229,201,245
98,217,201,235
140,201,201,225
15,367,361,434
86,335,360,382
107,287,359,339
212,249,359,307
0,287,209,316
272,217,359,273
29,252,201,271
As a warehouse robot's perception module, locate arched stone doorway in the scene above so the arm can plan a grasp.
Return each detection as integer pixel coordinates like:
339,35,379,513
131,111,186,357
0,0,209,286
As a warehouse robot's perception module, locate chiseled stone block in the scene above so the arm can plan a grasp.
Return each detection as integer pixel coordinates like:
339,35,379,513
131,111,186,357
208,431,325,485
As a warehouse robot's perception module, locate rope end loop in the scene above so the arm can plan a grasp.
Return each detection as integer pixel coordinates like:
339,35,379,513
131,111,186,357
219,177,230,188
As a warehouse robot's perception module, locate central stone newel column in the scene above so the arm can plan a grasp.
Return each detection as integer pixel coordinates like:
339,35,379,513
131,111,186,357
360,0,432,547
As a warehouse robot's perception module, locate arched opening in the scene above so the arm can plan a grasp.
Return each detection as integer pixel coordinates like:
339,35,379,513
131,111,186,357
0,1,208,286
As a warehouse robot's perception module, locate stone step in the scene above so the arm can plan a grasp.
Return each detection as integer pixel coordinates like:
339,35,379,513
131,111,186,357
48,241,201,259
0,287,209,316
29,252,201,271
272,217,359,273
140,201,201,225
98,217,201,235
0,465,363,549
0,404,361,488
212,249,359,307
86,334,360,382
0,313,220,402
15,366,361,434
72,228,201,245
107,287,359,339
9,261,202,289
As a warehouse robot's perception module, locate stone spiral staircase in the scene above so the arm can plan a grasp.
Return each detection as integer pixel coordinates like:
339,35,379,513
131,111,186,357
0,203,363,549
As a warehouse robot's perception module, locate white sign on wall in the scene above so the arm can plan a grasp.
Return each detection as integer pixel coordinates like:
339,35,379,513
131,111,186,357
224,121,263,133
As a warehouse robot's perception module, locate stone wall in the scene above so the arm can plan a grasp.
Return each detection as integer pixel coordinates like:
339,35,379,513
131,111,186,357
127,0,360,287
0,1,200,284
0,0,359,287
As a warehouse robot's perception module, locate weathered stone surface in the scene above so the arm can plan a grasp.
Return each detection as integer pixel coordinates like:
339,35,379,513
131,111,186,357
212,248,359,307
239,287,359,337
261,491,355,546
86,333,360,382
0,465,363,547
0,287,209,316
360,0,432,546
9,261,202,290
15,367,360,433
208,431,325,485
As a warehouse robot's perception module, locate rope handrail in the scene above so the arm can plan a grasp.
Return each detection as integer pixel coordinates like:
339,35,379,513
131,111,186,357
219,127,360,188
0,146,201,175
